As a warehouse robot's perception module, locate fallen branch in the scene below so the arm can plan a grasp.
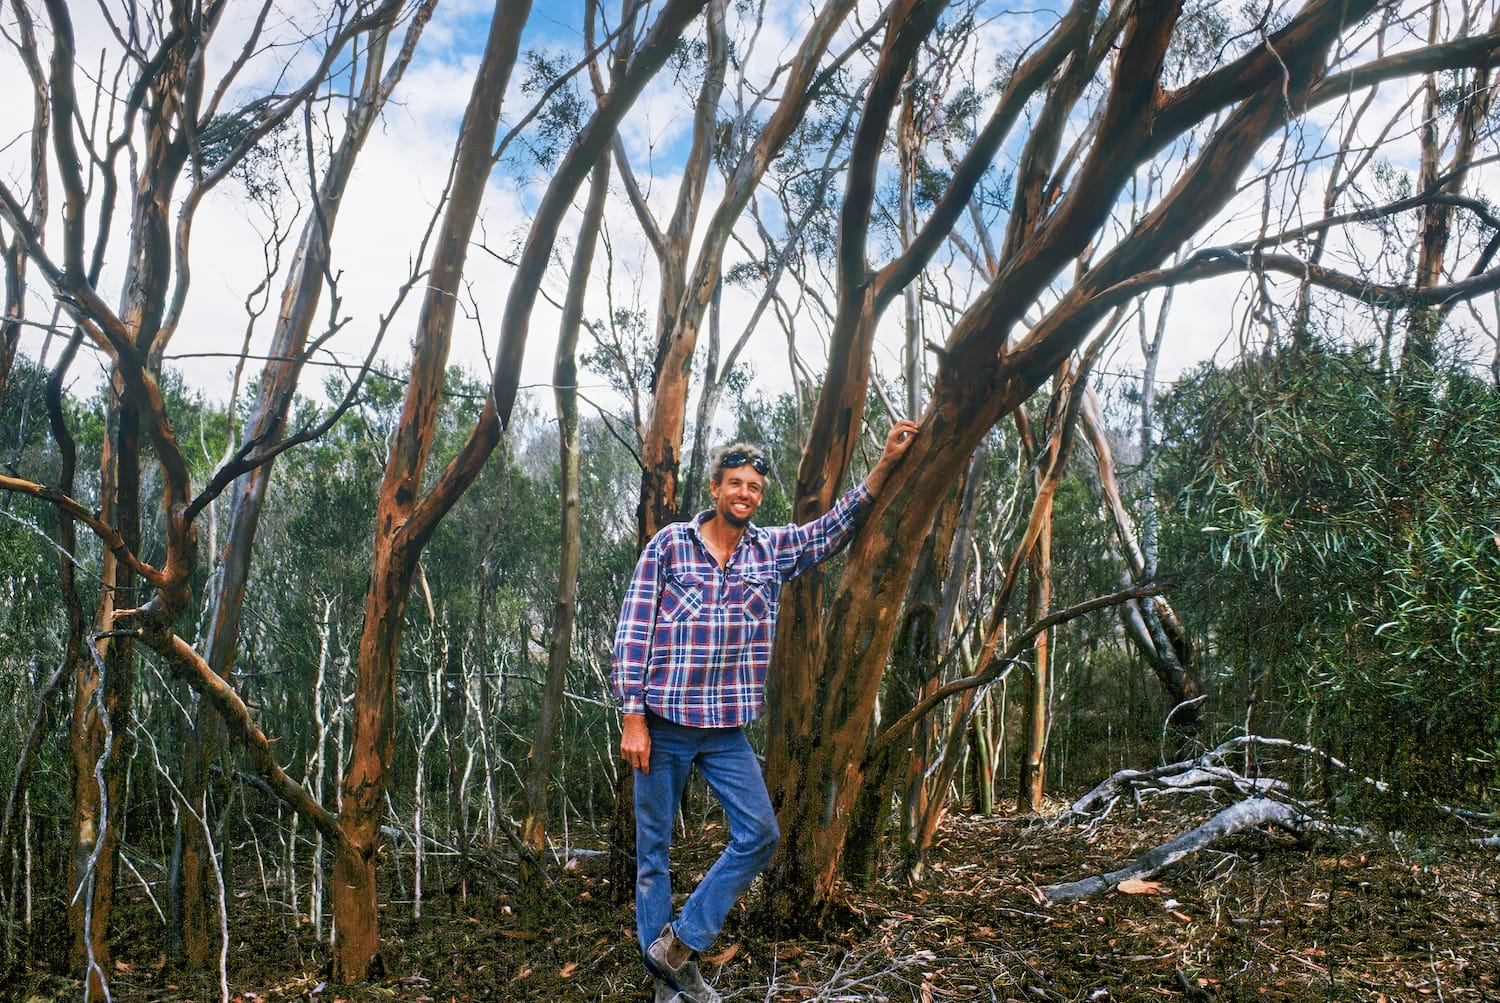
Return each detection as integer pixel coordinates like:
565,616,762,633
1061,735,1384,824
1042,796,1308,904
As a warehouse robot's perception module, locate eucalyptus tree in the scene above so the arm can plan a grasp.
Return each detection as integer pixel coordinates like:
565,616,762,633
322,0,712,973
625,0,869,543
0,2,412,988
749,0,1500,930
0,0,711,984
173,3,438,968
1155,348,1500,801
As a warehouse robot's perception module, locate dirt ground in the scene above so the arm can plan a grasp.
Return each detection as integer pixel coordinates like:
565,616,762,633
9,801,1500,1003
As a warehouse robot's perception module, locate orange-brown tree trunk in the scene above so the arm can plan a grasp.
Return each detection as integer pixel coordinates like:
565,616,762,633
331,0,529,979
173,7,418,964
760,0,1382,925
1017,502,1052,812
333,0,707,977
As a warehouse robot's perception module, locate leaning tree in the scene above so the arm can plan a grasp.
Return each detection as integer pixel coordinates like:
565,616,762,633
747,0,1500,929
0,0,711,986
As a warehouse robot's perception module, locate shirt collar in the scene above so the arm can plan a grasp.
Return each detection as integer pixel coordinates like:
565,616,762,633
690,509,761,552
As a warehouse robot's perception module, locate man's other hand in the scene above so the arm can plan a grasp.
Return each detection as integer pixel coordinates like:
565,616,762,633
621,713,651,774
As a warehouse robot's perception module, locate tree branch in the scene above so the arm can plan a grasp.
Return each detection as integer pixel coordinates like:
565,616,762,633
0,474,162,583
868,582,1165,758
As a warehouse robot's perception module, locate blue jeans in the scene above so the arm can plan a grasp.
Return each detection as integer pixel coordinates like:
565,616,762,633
634,712,780,954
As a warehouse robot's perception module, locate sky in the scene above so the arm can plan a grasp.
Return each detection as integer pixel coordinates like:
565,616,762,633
2,1,1496,435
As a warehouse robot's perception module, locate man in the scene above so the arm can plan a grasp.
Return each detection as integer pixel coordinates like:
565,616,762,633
613,420,919,1002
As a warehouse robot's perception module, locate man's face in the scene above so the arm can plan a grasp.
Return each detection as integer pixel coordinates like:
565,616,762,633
710,465,766,529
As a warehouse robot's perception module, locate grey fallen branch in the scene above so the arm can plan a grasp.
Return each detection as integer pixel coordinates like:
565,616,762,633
1041,796,1309,904
1060,735,1378,824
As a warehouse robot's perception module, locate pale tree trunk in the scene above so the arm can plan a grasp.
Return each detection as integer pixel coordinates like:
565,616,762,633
311,599,336,941
522,154,610,858
1080,387,1201,729
0,0,46,397
413,628,444,920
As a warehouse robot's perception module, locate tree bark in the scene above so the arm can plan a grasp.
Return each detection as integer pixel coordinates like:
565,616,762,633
174,7,422,964
70,367,140,992
631,0,861,542
333,0,531,979
336,0,707,977
1017,501,1052,812
761,0,1388,926
522,154,610,861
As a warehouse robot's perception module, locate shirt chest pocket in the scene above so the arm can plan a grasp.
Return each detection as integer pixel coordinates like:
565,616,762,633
740,572,776,623
659,571,712,623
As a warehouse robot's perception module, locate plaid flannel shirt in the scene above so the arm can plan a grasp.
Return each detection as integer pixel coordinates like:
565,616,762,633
612,484,873,728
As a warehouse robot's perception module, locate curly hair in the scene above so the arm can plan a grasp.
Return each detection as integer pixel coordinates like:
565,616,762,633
709,441,767,485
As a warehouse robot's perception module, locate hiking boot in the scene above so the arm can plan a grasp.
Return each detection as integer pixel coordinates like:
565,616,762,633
645,925,721,1003
654,979,686,1003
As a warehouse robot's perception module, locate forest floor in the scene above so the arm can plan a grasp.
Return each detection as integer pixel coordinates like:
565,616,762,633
9,796,1500,1003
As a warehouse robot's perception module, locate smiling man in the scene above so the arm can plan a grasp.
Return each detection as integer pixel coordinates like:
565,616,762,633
613,421,918,1003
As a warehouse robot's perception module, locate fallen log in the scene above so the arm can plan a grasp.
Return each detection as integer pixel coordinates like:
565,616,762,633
1041,796,1308,904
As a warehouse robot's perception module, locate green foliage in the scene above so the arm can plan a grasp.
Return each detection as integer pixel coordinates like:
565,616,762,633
197,106,299,201
1157,345,1500,803
518,50,588,169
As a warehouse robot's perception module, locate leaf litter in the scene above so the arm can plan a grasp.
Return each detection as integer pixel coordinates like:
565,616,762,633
8,800,1498,1002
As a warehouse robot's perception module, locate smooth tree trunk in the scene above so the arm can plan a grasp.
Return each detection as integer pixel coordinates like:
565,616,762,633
761,0,1391,927
1079,387,1202,733
174,9,422,964
629,0,861,541
60,0,199,975
335,0,707,977
1017,500,1052,812
522,155,610,858
760,0,1104,929
332,1,531,978
0,0,46,397
70,369,140,994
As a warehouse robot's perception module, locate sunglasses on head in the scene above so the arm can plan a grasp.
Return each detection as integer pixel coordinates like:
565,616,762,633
719,450,768,475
